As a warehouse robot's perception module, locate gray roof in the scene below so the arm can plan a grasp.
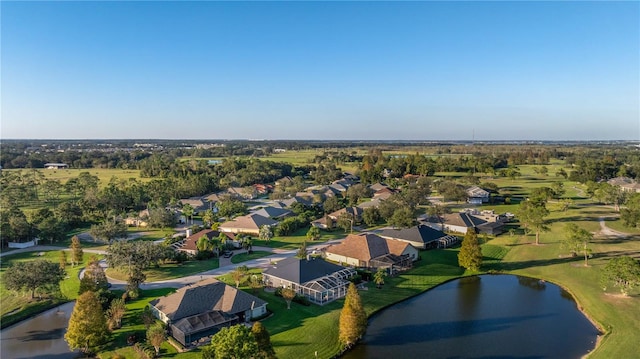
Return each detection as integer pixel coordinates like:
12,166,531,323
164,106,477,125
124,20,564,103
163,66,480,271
251,206,292,218
149,278,266,321
378,224,449,244
262,257,348,284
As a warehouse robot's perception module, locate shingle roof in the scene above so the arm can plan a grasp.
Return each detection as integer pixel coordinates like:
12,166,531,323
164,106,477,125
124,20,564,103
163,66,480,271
251,206,292,219
149,278,266,321
466,186,490,197
219,213,278,231
326,233,411,261
447,213,487,227
262,257,347,284
181,229,219,252
378,224,449,244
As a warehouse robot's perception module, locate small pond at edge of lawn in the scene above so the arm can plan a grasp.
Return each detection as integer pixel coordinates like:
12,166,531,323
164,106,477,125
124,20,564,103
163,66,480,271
343,274,599,359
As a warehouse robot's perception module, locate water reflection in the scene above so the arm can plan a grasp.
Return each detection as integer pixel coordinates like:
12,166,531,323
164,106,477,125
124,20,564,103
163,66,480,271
1,302,79,359
343,275,598,359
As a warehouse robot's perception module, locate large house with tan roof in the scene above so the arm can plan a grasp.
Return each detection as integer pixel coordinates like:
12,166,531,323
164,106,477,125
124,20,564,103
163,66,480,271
325,233,418,271
219,213,278,235
149,278,267,346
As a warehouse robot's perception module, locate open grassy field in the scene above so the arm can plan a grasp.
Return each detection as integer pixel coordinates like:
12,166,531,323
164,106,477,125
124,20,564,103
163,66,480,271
4,168,147,187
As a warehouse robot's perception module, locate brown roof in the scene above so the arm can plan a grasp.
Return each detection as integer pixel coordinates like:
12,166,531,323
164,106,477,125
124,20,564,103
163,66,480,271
326,233,411,261
181,229,219,252
149,278,267,321
219,213,278,232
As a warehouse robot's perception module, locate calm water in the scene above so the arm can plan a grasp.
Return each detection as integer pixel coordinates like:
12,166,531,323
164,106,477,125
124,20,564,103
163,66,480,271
344,275,599,359
1,301,79,359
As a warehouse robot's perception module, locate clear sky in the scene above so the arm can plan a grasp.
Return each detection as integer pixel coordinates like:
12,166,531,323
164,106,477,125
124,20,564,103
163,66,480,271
2,1,639,141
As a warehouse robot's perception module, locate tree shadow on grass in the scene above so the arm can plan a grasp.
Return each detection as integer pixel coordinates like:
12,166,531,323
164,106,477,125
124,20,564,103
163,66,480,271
486,256,582,272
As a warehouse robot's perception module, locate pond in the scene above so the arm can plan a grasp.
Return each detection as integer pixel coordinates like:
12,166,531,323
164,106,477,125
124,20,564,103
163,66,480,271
1,301,79,359
343,275,599,359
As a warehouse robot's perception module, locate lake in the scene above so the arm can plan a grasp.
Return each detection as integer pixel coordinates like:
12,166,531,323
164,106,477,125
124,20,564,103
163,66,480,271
343,275,599,359
1,301,79,359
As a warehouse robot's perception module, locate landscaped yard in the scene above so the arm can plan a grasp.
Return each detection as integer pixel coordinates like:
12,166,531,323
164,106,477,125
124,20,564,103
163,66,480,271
105,258,219,282
230,251,272,264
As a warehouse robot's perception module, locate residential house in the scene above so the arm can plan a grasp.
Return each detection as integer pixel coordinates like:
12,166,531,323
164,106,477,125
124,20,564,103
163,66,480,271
608,177,640,193
251,206,293,220
44,163,69,169
262,257,356,305
149,278,267,346
378,224,459,249
219,213,278,236
466,186,490,204
420,211,504,235
369,183,390,192
179,197,209,213
226,187,258,200
325,233,418,272
311,207,364,229
177,229,235,256
125,209,150,227
372,187,395,201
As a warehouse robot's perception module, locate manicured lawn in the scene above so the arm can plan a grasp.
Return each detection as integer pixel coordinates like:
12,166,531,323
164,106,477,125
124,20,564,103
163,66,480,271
97,288,199,359
230,251,272,264
603,217,640,234
261,227,347,250
106,258,219,282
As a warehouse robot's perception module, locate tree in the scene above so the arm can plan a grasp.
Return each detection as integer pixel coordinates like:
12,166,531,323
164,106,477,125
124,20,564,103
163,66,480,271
323,196,342,214
140,306,156,329
106,298,126,330
621,193,640,228
517,200,550,245
79,259,110,295
259,225,273,243
600,256,640,296
373,268,386,289
197,235,214,253
362,207,381,227
65,291,109,355
562,223,594,266
106,241,166,297
306,226,320,241
249,274,262,294
458,228,482,271
252,321,277,359
146,323,166,355
89,220,127,243
231,267,246,288
36,216,66,244
281,287,296,309
204,324,259,359
70,235,83,267
182,203,195,224
337,212,354,233
59,251,67,270
339,282,367,348
551,181,566,199
295,241,308,259
202,209,216,227
389,207,415,228
4,260,65,299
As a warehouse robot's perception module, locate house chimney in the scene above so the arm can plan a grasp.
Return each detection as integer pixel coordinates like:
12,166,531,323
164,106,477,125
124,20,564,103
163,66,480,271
186,229,192,237
251,301,255,310
306,254,310,261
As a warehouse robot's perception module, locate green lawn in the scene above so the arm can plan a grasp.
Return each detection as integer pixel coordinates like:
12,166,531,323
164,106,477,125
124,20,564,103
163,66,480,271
261,227,347,250
0,250,101,328
230,251,273,264
106,258,219,282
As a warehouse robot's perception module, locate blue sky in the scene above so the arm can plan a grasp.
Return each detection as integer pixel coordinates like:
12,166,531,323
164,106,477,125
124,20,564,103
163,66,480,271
2,1,638,140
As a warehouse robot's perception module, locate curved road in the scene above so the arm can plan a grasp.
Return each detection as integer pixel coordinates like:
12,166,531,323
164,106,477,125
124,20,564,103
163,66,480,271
2,239,344,290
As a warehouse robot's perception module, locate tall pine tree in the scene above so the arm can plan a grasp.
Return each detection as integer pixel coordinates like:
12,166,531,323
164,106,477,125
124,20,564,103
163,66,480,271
65,291,109,355
339,282,367,348
70,235,83,267
252,321,277,359
458,228,483,271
